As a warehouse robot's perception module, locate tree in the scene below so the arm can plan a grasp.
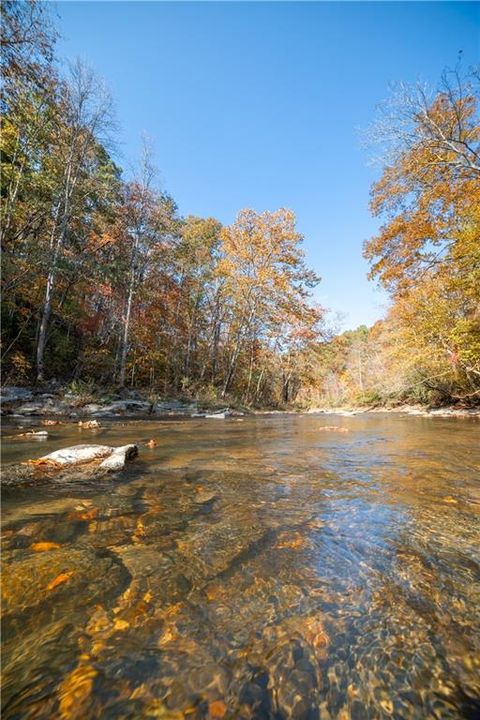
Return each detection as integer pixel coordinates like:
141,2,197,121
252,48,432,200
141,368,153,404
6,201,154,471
35,60,117,380
364,65,479,293
218,208,321,398
364,64,480,403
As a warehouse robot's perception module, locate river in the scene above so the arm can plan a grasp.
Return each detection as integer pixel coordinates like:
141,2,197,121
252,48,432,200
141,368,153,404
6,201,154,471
1,413,479,719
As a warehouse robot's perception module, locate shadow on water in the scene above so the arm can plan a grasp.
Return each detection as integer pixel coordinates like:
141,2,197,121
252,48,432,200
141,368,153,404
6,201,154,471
1,414,480,719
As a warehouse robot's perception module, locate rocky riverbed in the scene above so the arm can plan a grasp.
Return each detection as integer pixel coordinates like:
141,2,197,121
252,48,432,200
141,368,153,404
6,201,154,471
1,413,480,719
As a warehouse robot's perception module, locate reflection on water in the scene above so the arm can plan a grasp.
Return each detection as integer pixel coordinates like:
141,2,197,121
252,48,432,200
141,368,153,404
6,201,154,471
1,414,480,719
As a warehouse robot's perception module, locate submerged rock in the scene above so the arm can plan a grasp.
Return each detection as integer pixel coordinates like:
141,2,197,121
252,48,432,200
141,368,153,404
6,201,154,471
16,430,49,438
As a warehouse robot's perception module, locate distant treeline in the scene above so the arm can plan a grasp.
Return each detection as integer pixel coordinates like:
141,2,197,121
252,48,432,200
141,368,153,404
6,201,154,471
1,2,479,407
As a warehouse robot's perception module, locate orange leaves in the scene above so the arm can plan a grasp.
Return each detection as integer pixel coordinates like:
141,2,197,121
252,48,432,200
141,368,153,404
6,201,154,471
68,507,98,522
47,572,74,591
24,458,61,469
31,541,61,552
276,531,312,551
208,700,227,718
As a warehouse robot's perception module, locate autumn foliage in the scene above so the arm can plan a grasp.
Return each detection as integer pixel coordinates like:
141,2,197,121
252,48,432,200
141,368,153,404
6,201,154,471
1,4,478,407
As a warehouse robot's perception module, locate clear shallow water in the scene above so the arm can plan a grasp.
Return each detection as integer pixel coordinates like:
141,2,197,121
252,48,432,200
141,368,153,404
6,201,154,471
1,414,480,720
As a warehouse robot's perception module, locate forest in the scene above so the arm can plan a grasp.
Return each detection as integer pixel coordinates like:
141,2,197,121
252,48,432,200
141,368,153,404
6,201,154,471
2,1,479,408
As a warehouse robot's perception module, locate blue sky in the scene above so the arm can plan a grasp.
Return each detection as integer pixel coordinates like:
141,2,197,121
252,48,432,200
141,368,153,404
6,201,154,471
55,2,479,330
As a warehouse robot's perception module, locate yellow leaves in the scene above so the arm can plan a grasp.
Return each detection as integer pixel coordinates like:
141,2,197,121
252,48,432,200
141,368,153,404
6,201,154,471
58,663,98,720
158,625,178,646
132,517,146,543
47,571,74,591
31,541,61,552
113,618,130,631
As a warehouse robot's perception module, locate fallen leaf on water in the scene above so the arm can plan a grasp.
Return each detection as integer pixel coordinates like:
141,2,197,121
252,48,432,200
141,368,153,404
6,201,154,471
208,700,227,718
31,541,61,552
47,572,74,591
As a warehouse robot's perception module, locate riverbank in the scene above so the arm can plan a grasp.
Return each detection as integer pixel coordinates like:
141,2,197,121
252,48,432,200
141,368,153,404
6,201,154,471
0,385,246,420
303,404,480,418
2,385,479,421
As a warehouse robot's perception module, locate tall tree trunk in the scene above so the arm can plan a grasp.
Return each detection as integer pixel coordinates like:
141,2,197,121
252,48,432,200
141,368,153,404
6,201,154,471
36,206,67,381
118,250,136,387
35,131,77,381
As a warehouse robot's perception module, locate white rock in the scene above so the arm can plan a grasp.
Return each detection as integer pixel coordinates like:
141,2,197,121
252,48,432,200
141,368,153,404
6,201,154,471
98,445,138,470
38,443,138,470
39,445,113,465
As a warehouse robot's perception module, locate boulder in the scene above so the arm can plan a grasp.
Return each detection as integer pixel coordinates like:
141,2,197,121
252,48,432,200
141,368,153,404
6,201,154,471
14,398,70,416
98,445,138,470
0,387,33,403
37,444,138,469
1,444,139,490
39,444,114,465
14,402,46,416
153,400,198,415
92,400,151,416
79,403,103,414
